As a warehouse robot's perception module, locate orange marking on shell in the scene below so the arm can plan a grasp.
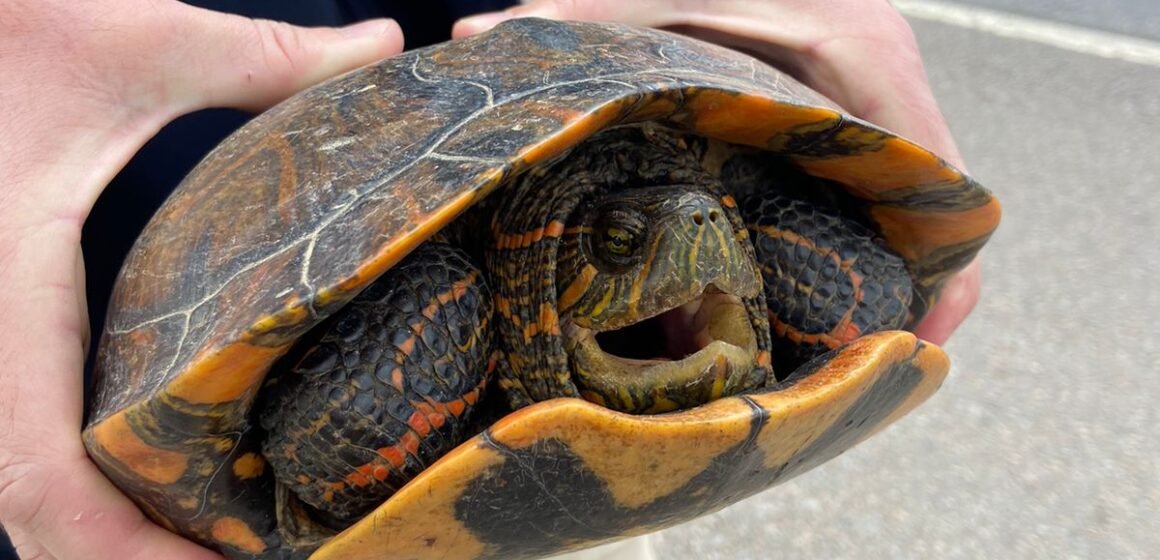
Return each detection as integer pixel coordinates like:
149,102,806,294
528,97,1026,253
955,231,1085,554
335,190,479,309
88,412,189,485
688,91,840,148
127,329,154,346
517,103,622,168
210,517,266,554
168,342,288,404
795,132,965,196
557,264,597,312
871,200,1002,263
272,135,300,225
231,452,266,480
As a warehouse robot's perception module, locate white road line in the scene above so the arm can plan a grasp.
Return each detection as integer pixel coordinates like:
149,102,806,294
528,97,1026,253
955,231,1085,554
894,0,1160,67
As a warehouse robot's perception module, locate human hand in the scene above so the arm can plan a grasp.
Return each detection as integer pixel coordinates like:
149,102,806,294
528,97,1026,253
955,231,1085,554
0,1,402,558
454,0,980,345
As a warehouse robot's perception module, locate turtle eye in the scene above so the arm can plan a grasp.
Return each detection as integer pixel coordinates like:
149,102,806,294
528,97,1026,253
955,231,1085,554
589,209,646,270
601,226,635,256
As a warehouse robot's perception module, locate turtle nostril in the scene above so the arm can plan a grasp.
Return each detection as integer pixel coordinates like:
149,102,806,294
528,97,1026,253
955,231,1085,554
692,211,704,226
708,209,720,223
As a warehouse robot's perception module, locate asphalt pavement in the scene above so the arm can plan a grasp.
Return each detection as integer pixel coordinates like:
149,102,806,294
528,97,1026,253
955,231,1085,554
952,0,1160,40
652,3,1160,559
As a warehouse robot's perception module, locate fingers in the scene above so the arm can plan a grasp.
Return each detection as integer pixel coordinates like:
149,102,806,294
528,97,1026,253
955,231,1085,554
795,10,966,169
2,0,406,223
1,457,223,560
454,0,657,36
163,4,404,113
914,257,982,345
455,1,961,167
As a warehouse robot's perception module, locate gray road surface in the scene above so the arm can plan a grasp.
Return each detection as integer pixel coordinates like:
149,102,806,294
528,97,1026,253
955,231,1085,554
958,0,1160,40
652,6,1160,560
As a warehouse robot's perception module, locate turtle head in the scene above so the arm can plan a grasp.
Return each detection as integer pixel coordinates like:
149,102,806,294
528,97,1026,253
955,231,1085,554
557,185,768,413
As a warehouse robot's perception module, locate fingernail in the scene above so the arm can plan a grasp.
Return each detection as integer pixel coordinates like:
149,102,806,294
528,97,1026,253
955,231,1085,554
339,18,400,40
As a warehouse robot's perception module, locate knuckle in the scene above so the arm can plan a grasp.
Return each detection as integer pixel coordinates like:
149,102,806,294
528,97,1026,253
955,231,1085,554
251,19,306,77
880,11,922,56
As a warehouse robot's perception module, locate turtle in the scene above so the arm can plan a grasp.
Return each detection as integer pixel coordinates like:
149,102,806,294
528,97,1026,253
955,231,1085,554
82,18,1000,560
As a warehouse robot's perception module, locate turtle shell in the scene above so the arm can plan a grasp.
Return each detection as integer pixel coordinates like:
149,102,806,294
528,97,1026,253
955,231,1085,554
82,18,1000,560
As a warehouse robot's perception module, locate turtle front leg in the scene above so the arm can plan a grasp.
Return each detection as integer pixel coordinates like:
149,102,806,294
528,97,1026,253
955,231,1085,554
741,191,914,375
258,241,494,536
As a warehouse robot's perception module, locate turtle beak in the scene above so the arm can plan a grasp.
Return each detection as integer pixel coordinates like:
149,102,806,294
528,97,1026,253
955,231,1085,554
592,284,752,362
565,284,760,413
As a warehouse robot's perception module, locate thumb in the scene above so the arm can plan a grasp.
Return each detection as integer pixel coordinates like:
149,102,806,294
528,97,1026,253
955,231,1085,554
453,0,676,37
164,4,404,113
913,257,982,345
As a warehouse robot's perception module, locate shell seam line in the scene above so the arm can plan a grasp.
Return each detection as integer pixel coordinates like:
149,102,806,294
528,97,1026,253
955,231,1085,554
107,60,794,388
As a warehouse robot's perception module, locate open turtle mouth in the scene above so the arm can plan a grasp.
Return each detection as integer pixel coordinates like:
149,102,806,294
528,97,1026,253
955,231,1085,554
594,285,753,363
565,285,760,413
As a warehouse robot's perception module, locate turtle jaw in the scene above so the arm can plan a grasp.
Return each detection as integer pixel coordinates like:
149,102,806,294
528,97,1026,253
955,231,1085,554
565,286,761,414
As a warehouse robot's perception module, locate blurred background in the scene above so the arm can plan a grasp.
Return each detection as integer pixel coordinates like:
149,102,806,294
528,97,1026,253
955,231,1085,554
654,0,1160,557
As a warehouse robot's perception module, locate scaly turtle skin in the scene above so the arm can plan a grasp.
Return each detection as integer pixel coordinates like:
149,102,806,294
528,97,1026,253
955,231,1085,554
82,18,1000,560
